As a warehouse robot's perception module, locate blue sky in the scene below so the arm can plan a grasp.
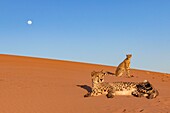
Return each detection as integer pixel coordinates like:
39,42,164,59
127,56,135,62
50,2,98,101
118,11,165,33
0,0,170,73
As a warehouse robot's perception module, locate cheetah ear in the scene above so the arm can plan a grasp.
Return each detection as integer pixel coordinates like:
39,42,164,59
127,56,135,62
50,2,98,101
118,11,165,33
91,71,96,77
126,54,132,58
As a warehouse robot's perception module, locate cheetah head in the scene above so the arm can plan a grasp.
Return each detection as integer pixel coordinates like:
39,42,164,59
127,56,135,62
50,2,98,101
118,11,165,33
126,54,132,59
137,80,159,99
91,70,107,84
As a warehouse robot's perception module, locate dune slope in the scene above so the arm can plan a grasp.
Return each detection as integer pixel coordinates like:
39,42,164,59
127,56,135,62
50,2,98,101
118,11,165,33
0,54,169,113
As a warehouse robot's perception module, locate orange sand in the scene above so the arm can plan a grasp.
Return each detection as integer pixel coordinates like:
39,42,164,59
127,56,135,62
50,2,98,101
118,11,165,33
0,54,169,113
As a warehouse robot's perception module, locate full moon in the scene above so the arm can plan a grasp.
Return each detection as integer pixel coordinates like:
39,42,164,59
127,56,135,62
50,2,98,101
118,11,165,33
27,20,32,25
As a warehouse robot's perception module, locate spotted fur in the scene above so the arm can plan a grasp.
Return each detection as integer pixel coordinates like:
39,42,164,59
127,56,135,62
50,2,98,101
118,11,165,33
84,70,159,99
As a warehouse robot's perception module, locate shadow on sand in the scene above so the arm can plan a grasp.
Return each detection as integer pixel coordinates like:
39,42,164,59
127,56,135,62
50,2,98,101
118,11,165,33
77,85,92,92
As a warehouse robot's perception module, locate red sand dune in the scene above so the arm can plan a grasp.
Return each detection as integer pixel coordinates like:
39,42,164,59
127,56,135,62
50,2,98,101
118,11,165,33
0,54,169,113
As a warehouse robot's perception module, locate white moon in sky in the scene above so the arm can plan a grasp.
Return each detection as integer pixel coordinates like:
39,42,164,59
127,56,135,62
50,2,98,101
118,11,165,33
27,20,32,25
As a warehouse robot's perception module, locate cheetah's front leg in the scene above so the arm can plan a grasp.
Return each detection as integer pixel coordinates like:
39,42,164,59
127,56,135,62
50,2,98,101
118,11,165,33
106,89,115,98
84,92,91,97
84,89,100,97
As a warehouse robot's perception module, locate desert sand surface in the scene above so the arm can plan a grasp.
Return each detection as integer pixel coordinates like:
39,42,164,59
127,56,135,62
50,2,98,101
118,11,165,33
0,54,169,113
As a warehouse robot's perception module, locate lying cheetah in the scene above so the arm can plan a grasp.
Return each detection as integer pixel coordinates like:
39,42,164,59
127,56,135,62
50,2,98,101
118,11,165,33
109,54,133,77
84,70,159,99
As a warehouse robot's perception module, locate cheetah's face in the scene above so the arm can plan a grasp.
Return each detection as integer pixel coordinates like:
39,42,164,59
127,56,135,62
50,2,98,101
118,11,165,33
91,70,106,84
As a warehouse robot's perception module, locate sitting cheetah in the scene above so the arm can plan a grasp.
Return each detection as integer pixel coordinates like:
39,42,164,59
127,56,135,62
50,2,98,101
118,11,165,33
84,70,159,99
108,54,133,77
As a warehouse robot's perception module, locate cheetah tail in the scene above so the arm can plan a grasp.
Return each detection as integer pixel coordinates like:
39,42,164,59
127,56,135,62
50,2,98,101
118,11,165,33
105,71,116,76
